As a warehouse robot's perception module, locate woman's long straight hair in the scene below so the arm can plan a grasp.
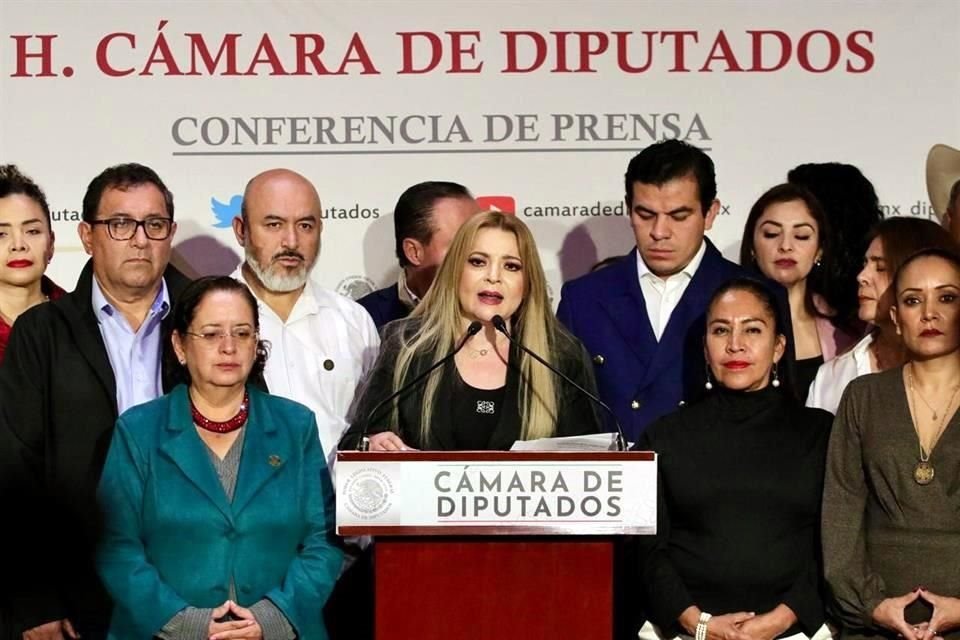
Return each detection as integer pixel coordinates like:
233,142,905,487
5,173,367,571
394,211,562,445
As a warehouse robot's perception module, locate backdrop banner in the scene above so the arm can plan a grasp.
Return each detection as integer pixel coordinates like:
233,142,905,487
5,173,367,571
2,1,958,300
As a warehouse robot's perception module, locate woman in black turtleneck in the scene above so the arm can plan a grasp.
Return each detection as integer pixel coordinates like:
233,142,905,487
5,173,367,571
636,278,834,640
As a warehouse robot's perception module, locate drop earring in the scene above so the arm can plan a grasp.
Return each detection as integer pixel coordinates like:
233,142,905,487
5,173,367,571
704,363,714,391
771,363,781,388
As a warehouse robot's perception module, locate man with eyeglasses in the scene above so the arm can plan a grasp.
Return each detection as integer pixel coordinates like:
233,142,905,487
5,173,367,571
0,163,191,640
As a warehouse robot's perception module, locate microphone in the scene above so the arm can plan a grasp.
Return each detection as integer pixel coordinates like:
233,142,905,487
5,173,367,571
491,315,626,451
358,320,483,451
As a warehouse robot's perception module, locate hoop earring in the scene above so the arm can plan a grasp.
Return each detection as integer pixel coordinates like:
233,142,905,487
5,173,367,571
771,363,781,388
704,363,714,391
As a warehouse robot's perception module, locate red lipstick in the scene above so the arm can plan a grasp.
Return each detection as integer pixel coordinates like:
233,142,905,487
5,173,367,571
723,360,750,370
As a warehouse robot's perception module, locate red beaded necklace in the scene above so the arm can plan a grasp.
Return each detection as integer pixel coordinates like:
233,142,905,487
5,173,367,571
190,390,249,434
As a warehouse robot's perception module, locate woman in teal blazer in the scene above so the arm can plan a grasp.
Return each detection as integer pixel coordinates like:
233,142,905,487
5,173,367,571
96,276,343,640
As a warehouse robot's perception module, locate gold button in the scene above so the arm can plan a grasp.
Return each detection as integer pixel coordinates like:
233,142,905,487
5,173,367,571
630,400,640,410
593,354,605,365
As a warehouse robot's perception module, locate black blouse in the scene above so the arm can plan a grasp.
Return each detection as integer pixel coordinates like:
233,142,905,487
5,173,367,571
452,371,506,450
339,317,602,451
636,385,832,638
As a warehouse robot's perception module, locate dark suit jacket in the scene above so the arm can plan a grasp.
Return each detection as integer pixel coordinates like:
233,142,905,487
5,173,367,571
556,241,783,443
339,318,601,450
0,259,190,637
357,283,410,331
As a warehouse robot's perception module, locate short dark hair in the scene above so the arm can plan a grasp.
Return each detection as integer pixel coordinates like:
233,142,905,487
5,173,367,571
787,162,883,325
707,277,787,338
739,183,836,320
0,165,51,227
624,140,717,213
893,247,960,295
81,163,174,224
166,276,270,387
393,181,472,268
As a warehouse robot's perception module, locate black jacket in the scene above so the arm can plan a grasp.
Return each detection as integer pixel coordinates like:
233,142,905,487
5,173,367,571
339,317,602,450
0,259,190,637
357,283,410,331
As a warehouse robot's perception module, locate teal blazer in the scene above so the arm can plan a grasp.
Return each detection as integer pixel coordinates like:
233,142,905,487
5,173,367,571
96,385,344,640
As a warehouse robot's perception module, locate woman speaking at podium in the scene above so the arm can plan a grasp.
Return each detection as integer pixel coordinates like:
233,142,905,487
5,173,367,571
637,278,833,640
339,211,600,451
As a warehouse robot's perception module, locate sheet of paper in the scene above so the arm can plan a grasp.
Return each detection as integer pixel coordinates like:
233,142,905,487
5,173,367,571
510,433,632,451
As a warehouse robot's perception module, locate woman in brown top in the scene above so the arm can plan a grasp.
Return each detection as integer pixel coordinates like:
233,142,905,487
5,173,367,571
823,247,960,640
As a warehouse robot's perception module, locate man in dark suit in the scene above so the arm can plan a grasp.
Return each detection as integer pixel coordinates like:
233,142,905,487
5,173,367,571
358,181,478,329
0,164,190,640
557,140,760,443
558,140,778,640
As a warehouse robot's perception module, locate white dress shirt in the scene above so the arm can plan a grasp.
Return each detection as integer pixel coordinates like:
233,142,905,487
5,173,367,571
636,241,707,341
805,332,875,415
233,267,380,466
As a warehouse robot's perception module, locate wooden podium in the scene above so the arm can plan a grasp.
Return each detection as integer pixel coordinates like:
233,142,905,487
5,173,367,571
336,450,656,640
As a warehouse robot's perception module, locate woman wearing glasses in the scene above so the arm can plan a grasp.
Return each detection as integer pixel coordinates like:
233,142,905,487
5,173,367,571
96,276,343,640
0,165,65,363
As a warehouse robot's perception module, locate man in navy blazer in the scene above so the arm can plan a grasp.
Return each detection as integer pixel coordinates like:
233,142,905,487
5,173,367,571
557,140,764,444
359,181,479,329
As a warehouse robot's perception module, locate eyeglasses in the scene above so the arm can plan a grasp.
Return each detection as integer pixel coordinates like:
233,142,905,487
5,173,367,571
183,328,258,347
90,217,173,241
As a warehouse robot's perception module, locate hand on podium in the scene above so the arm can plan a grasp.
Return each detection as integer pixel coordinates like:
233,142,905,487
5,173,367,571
367,431,419,451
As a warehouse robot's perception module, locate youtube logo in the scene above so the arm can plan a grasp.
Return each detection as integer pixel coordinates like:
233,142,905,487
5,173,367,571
476,195,516,214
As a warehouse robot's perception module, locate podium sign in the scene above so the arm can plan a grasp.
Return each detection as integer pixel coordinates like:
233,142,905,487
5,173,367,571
336,451,656,535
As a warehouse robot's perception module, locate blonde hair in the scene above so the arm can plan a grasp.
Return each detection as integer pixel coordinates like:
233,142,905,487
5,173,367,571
393,212,561,445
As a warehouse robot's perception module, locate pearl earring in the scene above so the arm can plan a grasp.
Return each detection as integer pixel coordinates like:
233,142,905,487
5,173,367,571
704,363,714,391
771,364,781,388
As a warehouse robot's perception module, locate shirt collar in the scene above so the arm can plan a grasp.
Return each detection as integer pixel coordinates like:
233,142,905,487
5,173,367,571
91,274,170,323
635,239,706,284
397,269,420,309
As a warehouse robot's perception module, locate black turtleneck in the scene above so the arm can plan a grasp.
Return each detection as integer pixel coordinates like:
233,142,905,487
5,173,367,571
635,385,833,638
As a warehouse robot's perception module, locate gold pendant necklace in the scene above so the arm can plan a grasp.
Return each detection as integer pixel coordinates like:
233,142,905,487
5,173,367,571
907,364,960,486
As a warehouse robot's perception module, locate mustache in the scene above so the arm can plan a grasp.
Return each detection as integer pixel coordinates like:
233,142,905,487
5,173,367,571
272,251,305,262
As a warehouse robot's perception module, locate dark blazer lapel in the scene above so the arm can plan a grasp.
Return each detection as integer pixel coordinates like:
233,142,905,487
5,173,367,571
158,386,234,523
639,240,724,390
60,261,117,403
597,250,657,365
232,388,287,515
487,347,523,450
160,265,193,393
426,360,457,451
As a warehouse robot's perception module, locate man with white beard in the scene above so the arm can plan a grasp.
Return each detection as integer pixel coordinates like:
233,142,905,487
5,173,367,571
231,168,379,467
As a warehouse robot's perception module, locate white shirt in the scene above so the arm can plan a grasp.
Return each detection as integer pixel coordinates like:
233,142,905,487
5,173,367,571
233,267,380,466
805,332,875,415
636,241,707,341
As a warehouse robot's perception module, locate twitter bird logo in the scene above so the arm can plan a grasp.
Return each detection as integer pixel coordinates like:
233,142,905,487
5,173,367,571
211,195,243,228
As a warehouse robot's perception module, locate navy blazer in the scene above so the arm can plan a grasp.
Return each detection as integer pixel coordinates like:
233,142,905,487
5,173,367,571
357,284,410,330
96,385,343,640
556,241,759,442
